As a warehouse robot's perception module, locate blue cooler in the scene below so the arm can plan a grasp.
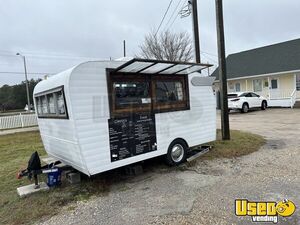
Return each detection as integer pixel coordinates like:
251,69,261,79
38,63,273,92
47,168,62,187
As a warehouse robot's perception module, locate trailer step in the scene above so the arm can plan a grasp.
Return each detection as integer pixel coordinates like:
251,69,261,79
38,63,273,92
186,146,211,162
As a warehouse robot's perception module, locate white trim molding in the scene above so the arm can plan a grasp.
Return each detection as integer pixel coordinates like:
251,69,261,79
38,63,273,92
214,69,300,82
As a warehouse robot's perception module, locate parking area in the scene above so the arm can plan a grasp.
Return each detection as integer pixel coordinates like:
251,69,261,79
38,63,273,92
39,108,300,225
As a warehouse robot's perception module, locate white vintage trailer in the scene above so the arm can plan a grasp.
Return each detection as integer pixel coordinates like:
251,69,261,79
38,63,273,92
33,58,216,176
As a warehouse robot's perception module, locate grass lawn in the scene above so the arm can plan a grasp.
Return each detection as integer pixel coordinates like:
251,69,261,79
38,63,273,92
202,129,266,160
0,130,265,225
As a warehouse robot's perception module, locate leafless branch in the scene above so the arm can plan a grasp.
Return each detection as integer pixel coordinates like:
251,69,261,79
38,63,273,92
137,30,193,62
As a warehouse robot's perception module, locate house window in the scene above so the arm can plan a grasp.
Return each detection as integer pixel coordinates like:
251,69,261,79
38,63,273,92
35,86,68,119
235,83,241,92
253,79,262,92
271,79,278,89
108,74,189,116
228,83,234,90
296,74,300,91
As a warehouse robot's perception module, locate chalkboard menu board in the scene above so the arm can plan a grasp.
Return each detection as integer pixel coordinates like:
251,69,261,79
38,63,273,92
108,114,157,162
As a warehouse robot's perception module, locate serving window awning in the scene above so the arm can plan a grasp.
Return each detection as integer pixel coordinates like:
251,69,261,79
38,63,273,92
113,58,213,75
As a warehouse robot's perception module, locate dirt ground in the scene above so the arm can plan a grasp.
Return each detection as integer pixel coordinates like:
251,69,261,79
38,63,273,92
38,108,300,225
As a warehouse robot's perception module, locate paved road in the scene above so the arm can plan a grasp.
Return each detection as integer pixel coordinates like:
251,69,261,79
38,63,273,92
38,108,300,225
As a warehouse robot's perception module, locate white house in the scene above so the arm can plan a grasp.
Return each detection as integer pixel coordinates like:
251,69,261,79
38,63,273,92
212,38,300,108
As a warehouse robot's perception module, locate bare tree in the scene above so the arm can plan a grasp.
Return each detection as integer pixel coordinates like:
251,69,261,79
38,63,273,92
138,30,193,62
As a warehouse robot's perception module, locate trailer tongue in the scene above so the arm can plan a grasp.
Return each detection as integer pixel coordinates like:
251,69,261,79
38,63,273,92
17,151,68,189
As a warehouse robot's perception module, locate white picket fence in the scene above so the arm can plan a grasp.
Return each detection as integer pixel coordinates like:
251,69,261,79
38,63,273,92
0,113,38,130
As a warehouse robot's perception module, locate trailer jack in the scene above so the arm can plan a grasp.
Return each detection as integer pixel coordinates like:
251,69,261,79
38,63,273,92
17,151,63,189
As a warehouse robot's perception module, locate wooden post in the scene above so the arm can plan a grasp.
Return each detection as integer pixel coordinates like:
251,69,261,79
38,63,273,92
215,0,230,140
191,0,201,63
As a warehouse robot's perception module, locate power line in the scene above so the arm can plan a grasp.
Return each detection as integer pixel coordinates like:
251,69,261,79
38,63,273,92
0,50,103,60
167,0,188,30
201,51,218,57
0,71,54,75
200,52,218,64
163,0,183,31
154,0,174,36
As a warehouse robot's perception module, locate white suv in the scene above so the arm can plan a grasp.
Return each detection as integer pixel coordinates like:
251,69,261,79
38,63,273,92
228,92,268,113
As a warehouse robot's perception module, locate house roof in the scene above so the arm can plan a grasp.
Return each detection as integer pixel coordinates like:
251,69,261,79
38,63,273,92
212,38,300,80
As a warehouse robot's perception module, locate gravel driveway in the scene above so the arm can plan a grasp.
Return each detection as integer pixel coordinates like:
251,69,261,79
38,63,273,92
38,108,300,225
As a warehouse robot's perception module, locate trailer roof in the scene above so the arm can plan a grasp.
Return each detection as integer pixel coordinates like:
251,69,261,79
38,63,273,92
113,58,213,75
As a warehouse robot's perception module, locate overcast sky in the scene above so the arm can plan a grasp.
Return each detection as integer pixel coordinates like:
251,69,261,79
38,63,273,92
0,0,300,86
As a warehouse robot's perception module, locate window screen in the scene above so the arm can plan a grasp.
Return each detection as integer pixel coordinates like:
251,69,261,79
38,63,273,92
155,81,184,103
114,81,150,107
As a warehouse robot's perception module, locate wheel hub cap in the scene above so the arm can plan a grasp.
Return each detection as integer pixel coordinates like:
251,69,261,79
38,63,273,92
171,144,184,163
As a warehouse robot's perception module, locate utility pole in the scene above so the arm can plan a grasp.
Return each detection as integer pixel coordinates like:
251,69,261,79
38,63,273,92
16,53,31,111
123,40,126,57
190,0,201,63
215,0,230,140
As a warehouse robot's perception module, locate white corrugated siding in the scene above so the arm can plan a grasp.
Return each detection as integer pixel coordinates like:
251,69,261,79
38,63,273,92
70,62,122,175
34,67,89,175
155,74,216,155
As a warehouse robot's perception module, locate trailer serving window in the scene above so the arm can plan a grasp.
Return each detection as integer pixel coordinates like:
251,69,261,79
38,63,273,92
108,74,189,116
35,86,68,119
109,75,151,115
108,58,212,117
152,76,188,112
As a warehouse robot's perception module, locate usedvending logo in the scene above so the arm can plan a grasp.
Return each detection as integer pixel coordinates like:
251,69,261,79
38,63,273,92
235,199,296,223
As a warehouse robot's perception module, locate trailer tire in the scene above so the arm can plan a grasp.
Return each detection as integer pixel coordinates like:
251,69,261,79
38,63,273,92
165,139,188,166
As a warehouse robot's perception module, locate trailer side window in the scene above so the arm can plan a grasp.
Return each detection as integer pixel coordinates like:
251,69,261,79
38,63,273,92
41,96,48,114
153,76,189,112
56,91,66,115
47,94,56,114
35,86,68,119
36,97,42,115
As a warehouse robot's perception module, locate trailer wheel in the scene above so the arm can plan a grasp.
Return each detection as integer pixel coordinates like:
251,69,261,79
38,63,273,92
165,139,188,166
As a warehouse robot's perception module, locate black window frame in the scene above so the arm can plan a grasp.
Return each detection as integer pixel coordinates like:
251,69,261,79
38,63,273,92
34,85,69,119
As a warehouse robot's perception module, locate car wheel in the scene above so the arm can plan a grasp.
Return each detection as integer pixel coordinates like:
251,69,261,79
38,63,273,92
165,139,188,166
261,101,267,110
241,103,249,113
